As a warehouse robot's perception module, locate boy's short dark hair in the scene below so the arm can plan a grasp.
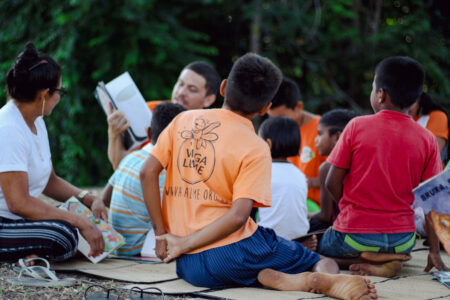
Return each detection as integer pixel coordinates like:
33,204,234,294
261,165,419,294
151,102,186,143
320,109,357,136
225,53,282,114
375,56,425,109
184,61,221,96
259,116,300,159
270,77,302,109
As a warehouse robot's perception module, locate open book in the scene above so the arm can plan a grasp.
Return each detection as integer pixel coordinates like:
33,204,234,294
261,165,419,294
60,197,125,263
94,72,152,150
413,168,450,254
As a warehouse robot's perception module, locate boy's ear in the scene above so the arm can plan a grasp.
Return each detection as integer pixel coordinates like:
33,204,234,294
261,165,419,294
202,94,216,108
219,79,227,97
295,101,304,112
377,88,387,104
258,102,272,116
265,138,272,150
147,127,152,140
331,131,341,145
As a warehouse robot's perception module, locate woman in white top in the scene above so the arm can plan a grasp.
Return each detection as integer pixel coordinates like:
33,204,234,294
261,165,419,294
0,43,106,263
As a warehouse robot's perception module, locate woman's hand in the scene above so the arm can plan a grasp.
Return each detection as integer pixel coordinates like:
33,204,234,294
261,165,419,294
90,196,108,222
78,217,105,258
155,234,189,263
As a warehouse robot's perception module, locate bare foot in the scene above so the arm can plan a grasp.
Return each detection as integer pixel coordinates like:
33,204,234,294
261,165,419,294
349,261,403,278
16,254,39,267
360,252,411,263
258,269,377,299
301,235,318,251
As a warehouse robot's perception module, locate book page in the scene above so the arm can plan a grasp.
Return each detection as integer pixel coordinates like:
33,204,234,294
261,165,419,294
105,72,152,141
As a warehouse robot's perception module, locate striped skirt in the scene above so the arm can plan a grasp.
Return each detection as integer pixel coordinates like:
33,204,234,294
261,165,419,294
0,217,78,262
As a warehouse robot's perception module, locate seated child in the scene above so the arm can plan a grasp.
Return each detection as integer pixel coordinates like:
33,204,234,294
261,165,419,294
102,102,185,255
318,56,448,278
309,109,356,232
141,53,377,300
257,116,309,240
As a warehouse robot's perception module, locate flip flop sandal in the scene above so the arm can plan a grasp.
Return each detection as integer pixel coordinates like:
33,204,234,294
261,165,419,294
8,257,76,287
84,285,119,300
129,286,165,299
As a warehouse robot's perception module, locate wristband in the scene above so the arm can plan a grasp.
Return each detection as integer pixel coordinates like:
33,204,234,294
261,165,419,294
76,190,90,202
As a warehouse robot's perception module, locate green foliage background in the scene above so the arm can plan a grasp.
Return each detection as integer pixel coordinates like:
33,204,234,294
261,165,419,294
0,0,448,186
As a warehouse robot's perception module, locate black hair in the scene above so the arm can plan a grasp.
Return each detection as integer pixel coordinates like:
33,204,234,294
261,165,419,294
374,56,424,109
270,77,302,109
259,116,300,159
151,102,186,143
319,109,357,136
417,92,450,163
184,61,221,96
225,53,282,114
6,42,61,102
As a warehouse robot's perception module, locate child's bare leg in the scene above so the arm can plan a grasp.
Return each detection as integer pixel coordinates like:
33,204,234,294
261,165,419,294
360,252,411,263
349,261,403,278
301,235,318,251
258,269,377,299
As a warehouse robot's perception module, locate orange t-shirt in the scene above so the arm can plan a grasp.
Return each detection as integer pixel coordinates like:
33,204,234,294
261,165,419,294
146,100,165,112
288,116,327,206
416,110,449,141
151,109,272,254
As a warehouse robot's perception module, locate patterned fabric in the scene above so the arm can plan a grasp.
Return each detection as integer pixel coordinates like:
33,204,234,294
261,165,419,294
0,217,78,262
108,144,166,256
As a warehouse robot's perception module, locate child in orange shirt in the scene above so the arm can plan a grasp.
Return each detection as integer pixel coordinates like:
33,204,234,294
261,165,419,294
268,77,327,210
140,53,377,300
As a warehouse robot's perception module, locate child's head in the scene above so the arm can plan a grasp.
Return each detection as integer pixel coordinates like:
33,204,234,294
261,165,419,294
267,77,303,120
224,53,282,115
150,102,186,144
259,116,300,160
372,56,424,112
315,109,357,156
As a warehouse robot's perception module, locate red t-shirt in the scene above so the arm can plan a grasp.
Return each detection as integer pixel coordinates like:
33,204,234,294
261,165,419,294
328,110,442,234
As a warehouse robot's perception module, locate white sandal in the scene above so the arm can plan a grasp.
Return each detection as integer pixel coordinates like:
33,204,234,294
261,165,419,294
8,257,76,287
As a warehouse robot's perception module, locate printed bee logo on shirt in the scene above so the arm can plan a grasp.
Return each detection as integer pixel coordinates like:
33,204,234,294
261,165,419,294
178,117,221,184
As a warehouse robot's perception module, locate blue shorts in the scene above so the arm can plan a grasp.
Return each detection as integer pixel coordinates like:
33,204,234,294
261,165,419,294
318,228,416,258
176,226,320,288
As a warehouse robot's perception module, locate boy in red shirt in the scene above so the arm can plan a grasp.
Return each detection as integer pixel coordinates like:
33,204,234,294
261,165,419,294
141,53,377,300
318,56,448,277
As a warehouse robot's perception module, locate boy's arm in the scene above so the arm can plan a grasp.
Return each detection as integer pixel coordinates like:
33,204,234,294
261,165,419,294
325,165,347,203
424,213,449,272
156,197,254,263
311,162,334,222
140,154,167,259
107,109,133,169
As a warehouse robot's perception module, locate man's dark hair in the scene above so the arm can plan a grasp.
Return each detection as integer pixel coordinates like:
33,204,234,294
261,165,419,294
184,61,221,96
270,77,302,110
6,42,61,102
375,56,424,109
319,109,357,136
259,116,300,159
151,102,186,143
225,53,282,114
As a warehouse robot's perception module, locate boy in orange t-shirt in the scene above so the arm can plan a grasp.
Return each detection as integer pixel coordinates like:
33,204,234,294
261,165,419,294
268,77,327,208
140,53,377,299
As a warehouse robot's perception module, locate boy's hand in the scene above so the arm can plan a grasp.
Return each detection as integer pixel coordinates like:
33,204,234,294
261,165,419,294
90,197,108,223
155,238,167,261
156,234,188,263
425,251,449,272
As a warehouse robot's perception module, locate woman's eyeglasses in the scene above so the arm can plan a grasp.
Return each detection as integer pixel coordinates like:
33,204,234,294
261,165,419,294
52,87,68,98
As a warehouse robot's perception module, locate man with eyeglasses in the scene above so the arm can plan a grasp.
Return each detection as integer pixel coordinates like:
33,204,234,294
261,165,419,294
107,62,221,169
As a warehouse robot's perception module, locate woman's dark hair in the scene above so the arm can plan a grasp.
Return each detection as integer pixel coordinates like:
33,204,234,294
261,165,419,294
6,42,61,102
418,92,450,163
259,116,300,159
